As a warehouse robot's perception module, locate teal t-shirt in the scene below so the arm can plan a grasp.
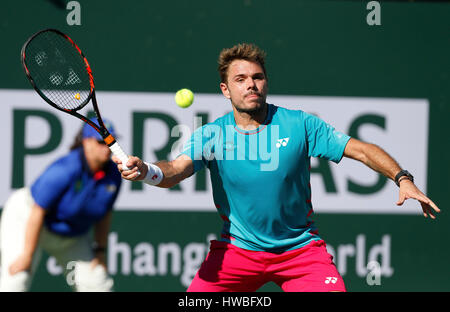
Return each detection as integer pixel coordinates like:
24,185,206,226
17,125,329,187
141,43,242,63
181,104,350,252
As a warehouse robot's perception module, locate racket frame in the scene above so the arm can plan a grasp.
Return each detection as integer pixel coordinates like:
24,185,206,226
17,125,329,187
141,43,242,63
21,28,115,145
21,28,133,171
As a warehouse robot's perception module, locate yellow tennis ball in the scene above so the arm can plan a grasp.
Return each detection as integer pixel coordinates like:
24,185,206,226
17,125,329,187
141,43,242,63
175,88,194,108
74,93,80,100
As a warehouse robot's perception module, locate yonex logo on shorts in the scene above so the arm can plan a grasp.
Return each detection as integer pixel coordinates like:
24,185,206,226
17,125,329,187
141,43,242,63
324,277,338,284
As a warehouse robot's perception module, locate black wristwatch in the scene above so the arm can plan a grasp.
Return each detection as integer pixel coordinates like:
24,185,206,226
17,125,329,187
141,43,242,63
394,170,414,187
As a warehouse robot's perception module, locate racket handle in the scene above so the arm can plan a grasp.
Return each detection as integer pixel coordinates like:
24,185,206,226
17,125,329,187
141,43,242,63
109,141,137,173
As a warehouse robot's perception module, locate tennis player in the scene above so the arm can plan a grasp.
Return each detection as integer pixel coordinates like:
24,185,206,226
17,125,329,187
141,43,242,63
114,43,440,292
0,119,122,292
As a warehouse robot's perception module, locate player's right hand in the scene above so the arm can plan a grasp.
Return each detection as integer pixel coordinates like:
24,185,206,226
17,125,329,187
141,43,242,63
112,155,148,181
9,253,32,275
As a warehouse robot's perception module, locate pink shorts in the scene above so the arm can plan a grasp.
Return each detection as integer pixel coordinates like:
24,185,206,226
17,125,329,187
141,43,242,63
188,239,346,292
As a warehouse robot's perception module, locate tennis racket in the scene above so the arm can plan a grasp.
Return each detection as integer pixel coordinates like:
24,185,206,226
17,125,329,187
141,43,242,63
21,28,132,170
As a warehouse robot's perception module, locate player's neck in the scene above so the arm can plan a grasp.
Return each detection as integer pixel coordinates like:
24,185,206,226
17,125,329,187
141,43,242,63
233,102,268,130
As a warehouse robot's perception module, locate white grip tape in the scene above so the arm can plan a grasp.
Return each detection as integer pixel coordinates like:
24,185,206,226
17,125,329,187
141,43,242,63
143,162,163,186
109,141,130,170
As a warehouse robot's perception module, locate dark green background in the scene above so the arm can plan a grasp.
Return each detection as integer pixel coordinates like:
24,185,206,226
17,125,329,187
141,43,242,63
1,0,449,291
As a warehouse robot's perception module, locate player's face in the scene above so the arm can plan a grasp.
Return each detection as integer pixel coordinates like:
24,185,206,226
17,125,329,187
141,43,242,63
220,60,268,113
83,138,111,168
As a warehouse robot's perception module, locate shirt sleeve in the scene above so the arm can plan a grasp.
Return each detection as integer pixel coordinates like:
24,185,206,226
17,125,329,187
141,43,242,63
179,124,220,173
303,112,351,163
30,160,74,210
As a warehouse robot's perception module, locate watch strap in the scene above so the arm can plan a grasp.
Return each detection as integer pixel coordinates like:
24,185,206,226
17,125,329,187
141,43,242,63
395,170,414,187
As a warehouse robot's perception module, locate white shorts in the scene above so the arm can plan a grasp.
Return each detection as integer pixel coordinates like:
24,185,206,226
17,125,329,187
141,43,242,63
0,188,114,292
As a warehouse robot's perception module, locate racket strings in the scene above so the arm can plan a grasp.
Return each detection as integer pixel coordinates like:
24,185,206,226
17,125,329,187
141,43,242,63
24,30,92,110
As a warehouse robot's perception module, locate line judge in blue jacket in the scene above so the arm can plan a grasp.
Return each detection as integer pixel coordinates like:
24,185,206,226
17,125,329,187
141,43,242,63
0,119,122,292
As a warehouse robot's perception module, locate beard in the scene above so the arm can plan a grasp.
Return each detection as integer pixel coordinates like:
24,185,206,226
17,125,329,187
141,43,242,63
233,93,266,114
234,103,264,114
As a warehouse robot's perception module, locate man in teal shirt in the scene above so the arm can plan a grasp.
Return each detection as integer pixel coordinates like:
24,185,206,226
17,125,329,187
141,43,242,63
114,43,440,292
180,102,349,253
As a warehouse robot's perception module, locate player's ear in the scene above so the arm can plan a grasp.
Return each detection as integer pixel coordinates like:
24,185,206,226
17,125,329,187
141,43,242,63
220,82,231,99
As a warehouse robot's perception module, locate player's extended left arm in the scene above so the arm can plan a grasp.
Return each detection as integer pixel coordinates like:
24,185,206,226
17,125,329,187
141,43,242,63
343,138,440,219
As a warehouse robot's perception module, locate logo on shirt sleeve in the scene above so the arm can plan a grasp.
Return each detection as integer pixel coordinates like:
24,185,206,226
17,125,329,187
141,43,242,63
333,130,344,139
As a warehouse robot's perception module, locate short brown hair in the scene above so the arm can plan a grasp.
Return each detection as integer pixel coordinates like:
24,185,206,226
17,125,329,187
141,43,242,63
218,43,267,83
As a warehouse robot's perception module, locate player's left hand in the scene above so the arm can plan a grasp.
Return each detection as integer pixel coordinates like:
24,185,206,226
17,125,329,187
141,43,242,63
396,179,440,219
